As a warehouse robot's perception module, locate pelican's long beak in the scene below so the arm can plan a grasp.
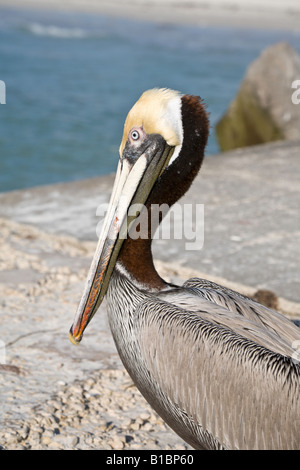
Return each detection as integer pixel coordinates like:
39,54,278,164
69,132,174,344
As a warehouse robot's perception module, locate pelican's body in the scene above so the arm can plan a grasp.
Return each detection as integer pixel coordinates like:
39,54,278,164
70,89,300,449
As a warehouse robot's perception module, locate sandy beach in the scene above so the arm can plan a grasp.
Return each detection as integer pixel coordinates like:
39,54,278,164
1,0,300,31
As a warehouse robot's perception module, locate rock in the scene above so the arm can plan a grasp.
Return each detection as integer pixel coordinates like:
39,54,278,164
252,289,279,310
216,42,300,151
108,436,125,449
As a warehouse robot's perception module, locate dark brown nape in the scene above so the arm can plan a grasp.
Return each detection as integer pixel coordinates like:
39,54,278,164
118,94,210,290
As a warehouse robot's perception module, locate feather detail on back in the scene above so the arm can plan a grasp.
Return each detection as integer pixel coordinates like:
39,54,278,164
135,292,300,449
181,278,300,355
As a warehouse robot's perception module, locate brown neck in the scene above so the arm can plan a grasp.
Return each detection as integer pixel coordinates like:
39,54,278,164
117,236,166,290
117,94,209,290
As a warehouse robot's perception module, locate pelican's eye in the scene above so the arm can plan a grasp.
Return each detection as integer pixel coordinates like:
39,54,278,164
131,129,140,141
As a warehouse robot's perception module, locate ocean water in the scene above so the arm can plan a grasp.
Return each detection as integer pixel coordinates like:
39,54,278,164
0,6,299,192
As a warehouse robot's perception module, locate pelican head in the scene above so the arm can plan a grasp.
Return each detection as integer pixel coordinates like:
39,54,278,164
69,88,209,344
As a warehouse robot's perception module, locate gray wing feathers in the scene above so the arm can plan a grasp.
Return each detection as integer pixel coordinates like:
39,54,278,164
183,277,300,352
134,297,300,449
158,290,299,357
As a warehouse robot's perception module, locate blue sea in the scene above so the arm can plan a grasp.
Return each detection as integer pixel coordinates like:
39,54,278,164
0,6,299,192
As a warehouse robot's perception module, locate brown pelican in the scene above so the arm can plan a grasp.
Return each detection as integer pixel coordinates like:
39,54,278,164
69,88,300,450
